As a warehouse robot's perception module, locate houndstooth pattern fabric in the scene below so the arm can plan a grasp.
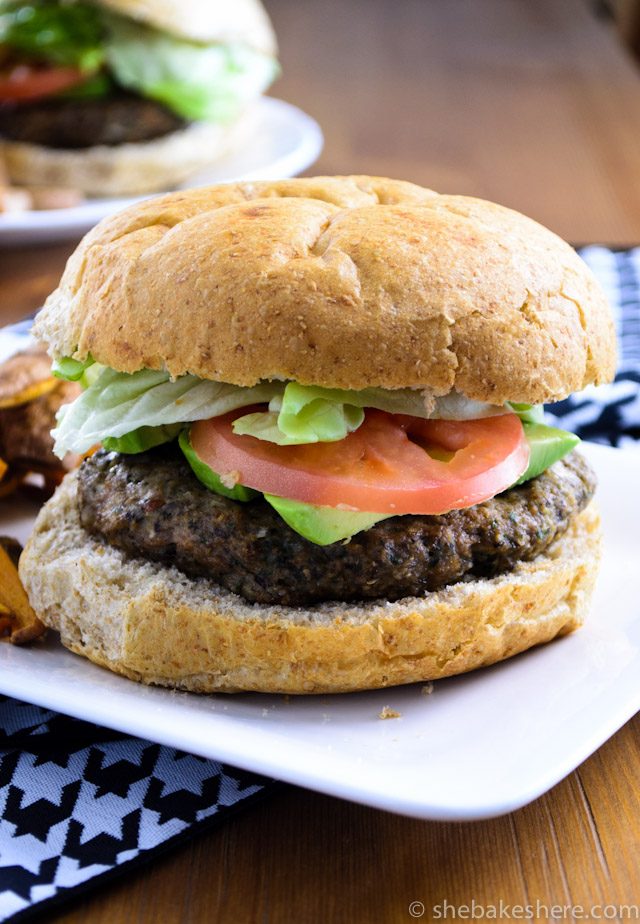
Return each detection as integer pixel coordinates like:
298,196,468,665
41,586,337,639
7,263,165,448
0,247,639,922
547,247,640,448
0,697,271,922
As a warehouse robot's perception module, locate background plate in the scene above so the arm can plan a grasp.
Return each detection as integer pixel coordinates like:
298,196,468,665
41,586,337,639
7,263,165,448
0,97,323,247
0,442,638,820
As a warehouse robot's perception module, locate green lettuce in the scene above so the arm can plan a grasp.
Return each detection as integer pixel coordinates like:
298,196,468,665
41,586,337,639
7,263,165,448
104,15,278,121
51,354,551,475
270,383,508,422
234,388,365,445
0,0,105,70
232,382,514,445
52,367,282,458
52,355,95,382
52,364,517,458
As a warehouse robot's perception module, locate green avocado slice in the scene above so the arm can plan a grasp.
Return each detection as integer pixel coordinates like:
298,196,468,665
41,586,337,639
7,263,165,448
179,430,258,502
263,494,390,546
103,423,182,454
517,422,580,485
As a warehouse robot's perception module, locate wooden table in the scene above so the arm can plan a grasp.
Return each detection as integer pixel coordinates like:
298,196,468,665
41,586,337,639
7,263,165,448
2,0,640,919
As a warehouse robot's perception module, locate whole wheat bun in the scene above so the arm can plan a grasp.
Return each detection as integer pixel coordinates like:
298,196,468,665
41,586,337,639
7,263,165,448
1,121,243,198
36,176,616,405
19,471,601,694
97,0,277,54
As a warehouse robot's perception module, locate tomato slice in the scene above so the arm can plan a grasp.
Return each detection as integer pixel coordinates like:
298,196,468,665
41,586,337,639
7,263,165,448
0,64,87,102
190,409,530,515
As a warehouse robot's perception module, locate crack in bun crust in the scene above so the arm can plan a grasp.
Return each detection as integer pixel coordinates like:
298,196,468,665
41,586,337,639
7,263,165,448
34,176,616,404
19,472,602,694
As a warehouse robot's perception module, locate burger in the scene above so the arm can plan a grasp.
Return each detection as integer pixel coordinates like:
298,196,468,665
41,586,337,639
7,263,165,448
0,0,278,196
19,176,616,693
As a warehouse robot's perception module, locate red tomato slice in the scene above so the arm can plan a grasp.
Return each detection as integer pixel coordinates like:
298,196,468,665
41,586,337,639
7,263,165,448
0,64,86,102
190,409,530,515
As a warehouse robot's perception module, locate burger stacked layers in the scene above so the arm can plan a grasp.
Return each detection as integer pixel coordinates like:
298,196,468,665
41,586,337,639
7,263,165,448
0,0,278,195
20,176,617,693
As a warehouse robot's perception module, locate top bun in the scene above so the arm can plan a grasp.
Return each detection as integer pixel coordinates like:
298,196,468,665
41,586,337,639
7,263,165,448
96,0,277,54
36,176,616,405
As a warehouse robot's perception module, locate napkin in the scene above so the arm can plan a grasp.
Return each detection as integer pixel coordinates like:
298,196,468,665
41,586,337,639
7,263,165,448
548,247,640,448
1,246,639,922
0,698,272,923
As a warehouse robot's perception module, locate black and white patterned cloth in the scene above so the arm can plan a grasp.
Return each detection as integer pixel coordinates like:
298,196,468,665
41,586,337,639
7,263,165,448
1,246,639,922
548,247,640,447
0,698,272,923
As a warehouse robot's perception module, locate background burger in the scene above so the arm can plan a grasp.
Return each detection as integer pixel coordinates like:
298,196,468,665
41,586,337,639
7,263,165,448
20,176,616,694
0,0,278,196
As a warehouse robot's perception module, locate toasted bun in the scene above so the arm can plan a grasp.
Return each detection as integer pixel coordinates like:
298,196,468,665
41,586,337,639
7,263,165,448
96,0,277,54
1,121,242,198
20,472,601,694
36,176,616,405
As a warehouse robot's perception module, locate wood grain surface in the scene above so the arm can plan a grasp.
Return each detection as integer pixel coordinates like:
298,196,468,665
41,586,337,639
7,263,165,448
2,0,640,920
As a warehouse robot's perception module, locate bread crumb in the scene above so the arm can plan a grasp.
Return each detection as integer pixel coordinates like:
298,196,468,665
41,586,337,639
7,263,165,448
422,682,434,696
378,706,401,720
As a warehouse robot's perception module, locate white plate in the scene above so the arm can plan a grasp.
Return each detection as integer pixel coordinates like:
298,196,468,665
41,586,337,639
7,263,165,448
0,97,323,247
1,443,639,820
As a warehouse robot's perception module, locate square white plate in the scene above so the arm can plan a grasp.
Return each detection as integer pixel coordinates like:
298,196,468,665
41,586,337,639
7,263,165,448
1,442,639,820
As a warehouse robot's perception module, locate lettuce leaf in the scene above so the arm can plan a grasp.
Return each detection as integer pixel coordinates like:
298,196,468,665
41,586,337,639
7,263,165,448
52,364,520,457
104,15,278,121
233,400,364,444
0,0,105,70
52,367,281,458
232,381,509,445
52,355,95,382
273,382,510,421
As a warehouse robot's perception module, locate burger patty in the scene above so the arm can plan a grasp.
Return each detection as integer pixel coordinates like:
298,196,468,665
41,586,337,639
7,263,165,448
77,447,596,607
0,94,186,149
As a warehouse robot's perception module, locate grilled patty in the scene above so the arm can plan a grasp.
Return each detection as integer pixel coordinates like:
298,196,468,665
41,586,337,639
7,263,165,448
0,93,186,148
77,447,596,606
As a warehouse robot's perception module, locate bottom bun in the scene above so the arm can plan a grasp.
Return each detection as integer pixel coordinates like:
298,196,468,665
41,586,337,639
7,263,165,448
20,472,602,694
1,120,240,197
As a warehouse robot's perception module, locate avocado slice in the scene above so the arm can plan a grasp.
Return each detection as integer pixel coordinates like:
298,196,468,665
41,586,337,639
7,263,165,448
103,423,182,454
516,422,580,485
264,494,390,545
179,429,258,501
